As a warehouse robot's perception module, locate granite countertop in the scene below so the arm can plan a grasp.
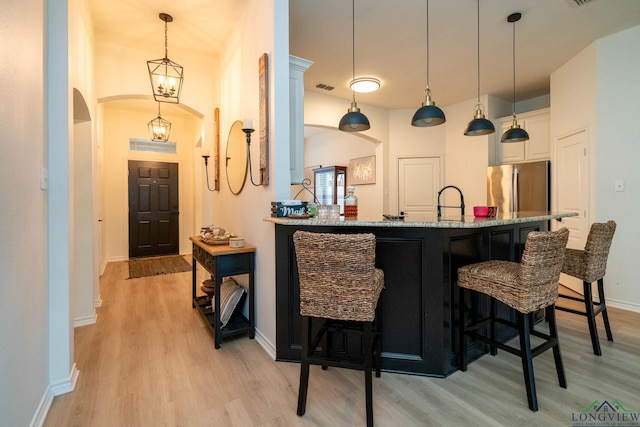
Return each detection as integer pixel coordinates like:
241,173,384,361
264,211,578,228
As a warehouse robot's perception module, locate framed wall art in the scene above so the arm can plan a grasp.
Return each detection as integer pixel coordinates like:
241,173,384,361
348,155,376,185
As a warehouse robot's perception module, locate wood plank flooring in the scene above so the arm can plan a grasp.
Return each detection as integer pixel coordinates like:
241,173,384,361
44,259,640,426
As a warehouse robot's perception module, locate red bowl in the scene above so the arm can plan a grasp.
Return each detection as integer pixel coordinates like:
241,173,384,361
473,206,489,217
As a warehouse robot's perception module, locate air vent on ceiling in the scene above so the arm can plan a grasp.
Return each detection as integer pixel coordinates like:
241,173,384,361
315,83,334,91
566,0,598,7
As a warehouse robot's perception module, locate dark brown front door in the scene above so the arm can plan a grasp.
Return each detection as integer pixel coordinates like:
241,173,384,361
128,160,179,258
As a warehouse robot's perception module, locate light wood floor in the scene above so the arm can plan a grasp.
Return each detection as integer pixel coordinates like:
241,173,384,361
44,259,640,427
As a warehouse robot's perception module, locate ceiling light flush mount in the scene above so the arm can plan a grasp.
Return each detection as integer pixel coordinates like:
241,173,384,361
147,13,184,104
464,0,495,136
350,77,380,93
501,12,530,143
339,0,370,132
148,103,171,142
412,0,446,127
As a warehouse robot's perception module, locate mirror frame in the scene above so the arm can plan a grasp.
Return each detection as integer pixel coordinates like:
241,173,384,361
225,120,247,195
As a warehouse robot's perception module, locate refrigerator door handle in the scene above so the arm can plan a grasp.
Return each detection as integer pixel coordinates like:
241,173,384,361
512,168,519,212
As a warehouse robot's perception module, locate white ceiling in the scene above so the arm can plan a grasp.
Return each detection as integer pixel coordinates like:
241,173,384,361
89,0,640,111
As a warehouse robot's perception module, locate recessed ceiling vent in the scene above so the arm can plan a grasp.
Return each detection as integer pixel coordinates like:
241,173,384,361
315,83,335,91
566,0,598,8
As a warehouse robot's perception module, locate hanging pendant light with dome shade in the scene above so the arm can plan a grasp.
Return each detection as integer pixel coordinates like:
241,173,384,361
501,12,530,143
412,0,446,127
339,0,370,132
464,0,495,136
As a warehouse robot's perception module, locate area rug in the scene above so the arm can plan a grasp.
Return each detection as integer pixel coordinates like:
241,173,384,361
128,255,191,279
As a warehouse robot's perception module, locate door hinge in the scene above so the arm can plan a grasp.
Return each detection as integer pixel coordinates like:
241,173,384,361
584,148,587,156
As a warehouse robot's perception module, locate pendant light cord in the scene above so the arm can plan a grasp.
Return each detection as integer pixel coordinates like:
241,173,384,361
476,0,480,104
164,19,169,59
512,18,516,116
351,0,356,103
425,0,430,90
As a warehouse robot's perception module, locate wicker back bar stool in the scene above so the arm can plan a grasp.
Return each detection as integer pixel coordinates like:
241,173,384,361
293,231,384,427
457,228,570,411
556,220,616,356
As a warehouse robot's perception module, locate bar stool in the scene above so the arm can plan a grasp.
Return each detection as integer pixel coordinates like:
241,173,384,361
293,231,384,427
556,220,616,356
457,228,570,411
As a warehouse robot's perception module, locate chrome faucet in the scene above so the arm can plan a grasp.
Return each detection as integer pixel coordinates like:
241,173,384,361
437,185,465,217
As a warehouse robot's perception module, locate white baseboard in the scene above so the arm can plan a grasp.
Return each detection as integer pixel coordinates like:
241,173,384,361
94,295,102,308
50,363,79,396
253,327,276,360
608,298,640,313
74,309,97,328
29,386,54,427
34,365,79,426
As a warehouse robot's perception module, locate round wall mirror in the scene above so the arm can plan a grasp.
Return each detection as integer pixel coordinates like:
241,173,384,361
225,120,247,195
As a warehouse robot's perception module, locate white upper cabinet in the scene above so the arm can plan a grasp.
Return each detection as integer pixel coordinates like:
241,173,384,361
494,108,550,164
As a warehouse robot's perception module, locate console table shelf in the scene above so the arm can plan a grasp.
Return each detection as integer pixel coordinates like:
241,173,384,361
189,236,256,349
192,295,251,340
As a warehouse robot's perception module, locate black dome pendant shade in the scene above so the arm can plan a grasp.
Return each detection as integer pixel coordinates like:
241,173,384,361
501,12,529,143
501,122,529,142
339,0,370,132
464,0,495,137
465,105,495,136
339,101,370,132
412,0,445,127
412,96,446,127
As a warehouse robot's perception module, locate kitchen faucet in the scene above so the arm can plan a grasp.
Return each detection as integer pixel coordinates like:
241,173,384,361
437,185,465,217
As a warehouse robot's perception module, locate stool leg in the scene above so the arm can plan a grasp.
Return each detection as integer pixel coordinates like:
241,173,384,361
458,285,467,371
374,305,382,378
546,305,567,389
489,298,497,356
297,316,311,416
321,320,330,370
597,278,614,342
363,322,374,427
583,281,602,356
519,313,538,412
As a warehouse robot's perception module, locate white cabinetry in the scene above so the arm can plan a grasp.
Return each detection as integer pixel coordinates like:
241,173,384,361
289,55,313,183
494,108,550,164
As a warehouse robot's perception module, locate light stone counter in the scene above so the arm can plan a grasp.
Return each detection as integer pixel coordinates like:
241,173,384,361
265,211,577,228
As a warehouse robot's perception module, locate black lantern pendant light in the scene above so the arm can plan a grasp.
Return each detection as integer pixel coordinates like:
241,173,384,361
147,13,184,104
339,0,370,132
412,0,446,127
464,0,495,136
148,103,171,141
501,13,530,143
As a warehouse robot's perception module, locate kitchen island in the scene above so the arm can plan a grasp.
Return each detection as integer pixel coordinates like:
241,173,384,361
266,211,576,377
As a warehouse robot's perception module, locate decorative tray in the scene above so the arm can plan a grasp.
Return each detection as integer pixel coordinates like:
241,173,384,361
200,236,230,245
287,213,311,219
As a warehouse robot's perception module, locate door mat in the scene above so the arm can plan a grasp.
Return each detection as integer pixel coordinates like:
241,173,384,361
128,255,191,279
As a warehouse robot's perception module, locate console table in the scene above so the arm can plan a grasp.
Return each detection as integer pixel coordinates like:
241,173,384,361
189,236,255,349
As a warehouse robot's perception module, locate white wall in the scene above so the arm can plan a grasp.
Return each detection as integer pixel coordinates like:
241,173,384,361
551,25,640,312
301,128,382,220
388,108,447,214
212,0,282,356
594,25,640,311
0,0,49,424
303,92,388,214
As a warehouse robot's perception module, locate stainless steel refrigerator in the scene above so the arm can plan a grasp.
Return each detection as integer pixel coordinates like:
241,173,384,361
487,160,550,213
